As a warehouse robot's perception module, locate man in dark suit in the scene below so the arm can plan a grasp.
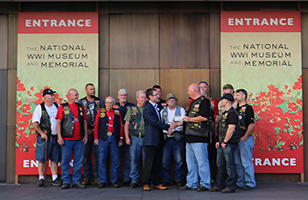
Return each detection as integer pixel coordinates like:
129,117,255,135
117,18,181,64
142,88,173,191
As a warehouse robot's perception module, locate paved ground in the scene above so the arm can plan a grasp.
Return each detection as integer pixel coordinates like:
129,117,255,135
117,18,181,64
0,182,307,200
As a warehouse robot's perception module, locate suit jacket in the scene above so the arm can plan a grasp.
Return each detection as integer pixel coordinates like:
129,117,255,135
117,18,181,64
143,102,170,146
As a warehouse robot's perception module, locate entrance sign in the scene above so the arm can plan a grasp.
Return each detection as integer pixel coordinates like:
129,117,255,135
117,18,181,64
221,11,303,173
16,12,99,175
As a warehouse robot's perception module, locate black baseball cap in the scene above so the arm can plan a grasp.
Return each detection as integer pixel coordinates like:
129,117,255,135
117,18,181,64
220,93,234,102
43,89,56,96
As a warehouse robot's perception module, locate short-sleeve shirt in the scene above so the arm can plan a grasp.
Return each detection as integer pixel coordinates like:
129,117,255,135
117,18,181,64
115,102,135,124
124,106,145,135
236,103,255,135
56,103,87,140
32,103,58,135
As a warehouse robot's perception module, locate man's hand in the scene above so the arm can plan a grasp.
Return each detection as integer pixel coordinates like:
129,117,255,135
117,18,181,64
83,136,88,145
183,116,190,122
40,131,48,141
94,139,99,145
221,143,227,149
170,122,178,129
58,136,64,146
240,136,248,142
215,142,220,148
166,128,173,135
119,140,124,147
126,137,131,145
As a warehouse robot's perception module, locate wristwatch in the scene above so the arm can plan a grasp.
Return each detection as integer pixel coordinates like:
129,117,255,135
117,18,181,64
222,141,227,144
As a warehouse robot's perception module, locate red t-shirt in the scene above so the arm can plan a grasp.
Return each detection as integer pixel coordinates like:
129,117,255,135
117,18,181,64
94,108,123,140
56,103,87,140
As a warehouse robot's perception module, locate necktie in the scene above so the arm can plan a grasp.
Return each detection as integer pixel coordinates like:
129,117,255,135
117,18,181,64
154,104,161,121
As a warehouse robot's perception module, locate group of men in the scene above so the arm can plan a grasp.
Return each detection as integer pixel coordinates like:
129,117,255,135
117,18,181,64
32,82,256,193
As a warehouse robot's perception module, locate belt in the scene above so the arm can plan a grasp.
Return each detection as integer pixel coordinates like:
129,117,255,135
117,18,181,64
130,132,144,138
107,132,114,136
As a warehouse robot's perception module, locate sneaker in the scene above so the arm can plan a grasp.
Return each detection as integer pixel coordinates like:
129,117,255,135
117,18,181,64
37,179,44,187
61,183,70,189
221,188,234,193
209,186,221,192
82,179,91,185
197,185,209,192
51,178,62,187
130,183,138,188
243,185,255,190
72,182,86,189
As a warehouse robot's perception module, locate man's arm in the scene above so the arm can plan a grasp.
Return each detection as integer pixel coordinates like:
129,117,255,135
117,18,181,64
33,122,48,141
221,124,236,149
83,119,88,144
57,119,64,145
124,121,131,145
144,106,169,131
241,123,255,142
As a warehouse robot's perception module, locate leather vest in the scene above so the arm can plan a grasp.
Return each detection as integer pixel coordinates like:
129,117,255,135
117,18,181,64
185,96,211,138
237,105,247,137
128,106,143,136
39,102,58,136
98,108,121,141
218,107,239,144
80,97,101,129
61,102,85,138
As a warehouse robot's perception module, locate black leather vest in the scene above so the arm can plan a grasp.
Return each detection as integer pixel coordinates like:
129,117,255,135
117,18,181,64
39,102,58,136
61,102,85,138
98,108,121,141
185,96,211,138
80,97,101,129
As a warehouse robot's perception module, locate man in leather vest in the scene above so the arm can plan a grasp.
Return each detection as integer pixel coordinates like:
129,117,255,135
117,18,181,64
32,88,61,187
79,83,105,185
56,89,88,189
161,93,186,187
115,88,134,186
210,93,239,193
234,89,256,190
124,90,147,188
94,96,124,188
180,83,212,192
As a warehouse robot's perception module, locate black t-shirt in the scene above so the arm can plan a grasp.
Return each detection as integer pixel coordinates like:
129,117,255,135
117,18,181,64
185,96,211,143
227,111,238,125
236,104,255,127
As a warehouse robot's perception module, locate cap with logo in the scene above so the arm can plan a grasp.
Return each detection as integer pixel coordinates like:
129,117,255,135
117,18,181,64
166,93,177,100
43,89,56,97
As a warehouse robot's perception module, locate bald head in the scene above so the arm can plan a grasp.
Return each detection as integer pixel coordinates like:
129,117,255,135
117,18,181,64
67,88,79,103
105,96,115,111
187,83,201,99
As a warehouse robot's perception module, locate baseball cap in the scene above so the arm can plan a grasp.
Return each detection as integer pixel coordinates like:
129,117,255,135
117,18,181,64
223,84,234,90
220,93,234,102
166,93,177,100
43,89,56,96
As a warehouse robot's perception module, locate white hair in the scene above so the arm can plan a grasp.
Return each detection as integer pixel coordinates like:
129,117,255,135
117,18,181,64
118,88,128,95
136,90,145,98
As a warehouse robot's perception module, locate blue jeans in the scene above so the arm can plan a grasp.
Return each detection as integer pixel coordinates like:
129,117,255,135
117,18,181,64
185,142,211,189
162,138,184,183
120,142,131,182
36,135,61,163
216,143,238,191
235,136,256,188
129,136,145,184
83,134,99,180
98,136,120,183
61,139,83,184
